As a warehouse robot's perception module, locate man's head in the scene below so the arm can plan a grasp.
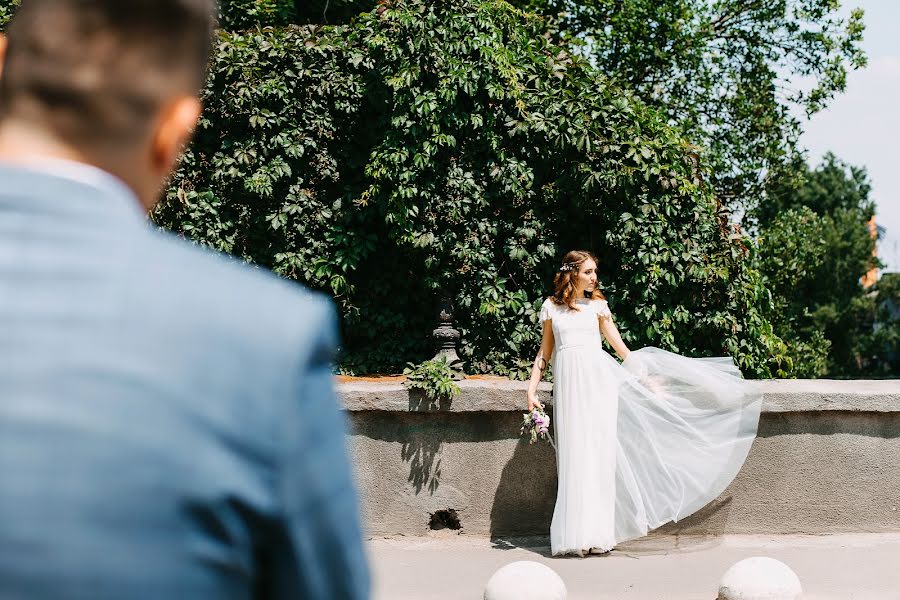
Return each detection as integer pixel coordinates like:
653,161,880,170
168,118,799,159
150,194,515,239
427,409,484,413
0,0,216,209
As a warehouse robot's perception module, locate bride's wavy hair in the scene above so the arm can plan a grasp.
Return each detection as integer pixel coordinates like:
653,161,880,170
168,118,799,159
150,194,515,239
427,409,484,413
551,250,606,310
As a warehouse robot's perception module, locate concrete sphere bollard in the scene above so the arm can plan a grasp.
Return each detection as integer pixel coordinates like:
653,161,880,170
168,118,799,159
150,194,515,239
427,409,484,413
718,556,803,600
484,560,567,600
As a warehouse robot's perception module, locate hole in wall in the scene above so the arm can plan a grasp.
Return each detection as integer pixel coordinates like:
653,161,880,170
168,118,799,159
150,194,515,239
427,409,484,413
429,509,462,531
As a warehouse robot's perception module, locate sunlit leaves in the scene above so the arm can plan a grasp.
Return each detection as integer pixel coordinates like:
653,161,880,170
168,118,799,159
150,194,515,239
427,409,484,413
145,0,788,377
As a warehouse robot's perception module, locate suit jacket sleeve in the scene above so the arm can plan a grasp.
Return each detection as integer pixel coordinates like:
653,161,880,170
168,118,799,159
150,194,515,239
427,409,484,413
272,298,370,600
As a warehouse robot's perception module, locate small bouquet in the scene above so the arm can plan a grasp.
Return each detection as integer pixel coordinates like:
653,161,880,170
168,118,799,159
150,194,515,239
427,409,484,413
520,406,554,447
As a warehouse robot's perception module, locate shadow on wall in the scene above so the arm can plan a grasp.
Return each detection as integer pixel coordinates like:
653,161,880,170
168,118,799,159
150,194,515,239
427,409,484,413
402,428,442,495
489,434,557,543
349,405,559,537
403,389,451,494
349,408,519,497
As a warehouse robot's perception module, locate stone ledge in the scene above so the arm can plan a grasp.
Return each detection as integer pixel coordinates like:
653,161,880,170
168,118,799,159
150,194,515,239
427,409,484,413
338,378,900,413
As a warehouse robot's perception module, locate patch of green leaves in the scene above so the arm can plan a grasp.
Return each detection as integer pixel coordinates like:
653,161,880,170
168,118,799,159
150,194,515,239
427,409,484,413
403,358,462,401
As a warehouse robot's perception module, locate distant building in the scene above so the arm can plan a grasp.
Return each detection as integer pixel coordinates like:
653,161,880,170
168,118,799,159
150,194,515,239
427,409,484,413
862,216,889,288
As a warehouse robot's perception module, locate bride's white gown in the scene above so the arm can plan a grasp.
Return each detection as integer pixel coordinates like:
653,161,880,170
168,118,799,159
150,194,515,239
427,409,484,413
540,297,762,556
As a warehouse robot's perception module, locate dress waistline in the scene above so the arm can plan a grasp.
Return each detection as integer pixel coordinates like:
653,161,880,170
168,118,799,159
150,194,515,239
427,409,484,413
557,342,599,351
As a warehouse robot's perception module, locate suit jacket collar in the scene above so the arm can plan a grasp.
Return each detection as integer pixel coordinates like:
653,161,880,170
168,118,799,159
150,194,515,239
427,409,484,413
0,158,146,227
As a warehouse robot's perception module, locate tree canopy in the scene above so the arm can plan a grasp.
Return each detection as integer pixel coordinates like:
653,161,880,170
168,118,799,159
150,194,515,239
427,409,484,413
753,153,891,377
7,0,885,378
507,0,867,220
151,0,790,377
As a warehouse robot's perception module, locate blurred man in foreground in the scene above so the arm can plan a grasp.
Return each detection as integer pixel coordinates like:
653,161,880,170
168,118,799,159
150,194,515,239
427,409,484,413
0,1,369,597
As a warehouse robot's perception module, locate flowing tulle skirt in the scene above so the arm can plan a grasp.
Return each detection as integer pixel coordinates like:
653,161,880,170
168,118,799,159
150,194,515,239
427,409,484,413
549,345,762,556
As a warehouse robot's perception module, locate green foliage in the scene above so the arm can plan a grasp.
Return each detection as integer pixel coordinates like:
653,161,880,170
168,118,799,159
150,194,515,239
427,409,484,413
0,0,19,28
755,152,875,226
218,0,298,29
752,207,830,377
403,358,462,401
753,154,891,377
218,0,374,26
509,0,867,218
152,0,790,378
811,208,885,377
0,0,790,377
296,0,375,24
867,273,900,376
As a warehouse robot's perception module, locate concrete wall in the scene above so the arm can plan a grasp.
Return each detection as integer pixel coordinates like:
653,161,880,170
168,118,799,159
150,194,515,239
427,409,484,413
340,379,900,538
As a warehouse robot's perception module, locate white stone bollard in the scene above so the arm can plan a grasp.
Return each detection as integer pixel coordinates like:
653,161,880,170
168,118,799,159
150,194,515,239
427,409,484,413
718,556,803,600
484,560,567,600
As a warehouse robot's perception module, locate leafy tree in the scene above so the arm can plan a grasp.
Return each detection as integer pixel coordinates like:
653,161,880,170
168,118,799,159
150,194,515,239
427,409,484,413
1,0,791,378
752,207,830,377
218,0,375,27
756,151,874,225
218,0,298,29
297,0,374,24
866,273,899,376
155,0,790,378
507,0,867,218
753,153,888,376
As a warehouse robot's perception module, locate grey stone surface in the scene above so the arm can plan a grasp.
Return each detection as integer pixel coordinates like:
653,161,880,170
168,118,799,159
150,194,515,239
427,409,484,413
368,534,900,600
341,378,900,538
340,379,553,412
340,378,900,413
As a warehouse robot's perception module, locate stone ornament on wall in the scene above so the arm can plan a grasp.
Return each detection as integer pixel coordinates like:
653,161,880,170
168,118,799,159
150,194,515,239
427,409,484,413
432,294,464,378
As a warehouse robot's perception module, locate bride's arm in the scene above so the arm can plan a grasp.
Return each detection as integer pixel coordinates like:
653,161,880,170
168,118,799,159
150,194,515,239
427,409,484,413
526,320,554,411
599,313,631,361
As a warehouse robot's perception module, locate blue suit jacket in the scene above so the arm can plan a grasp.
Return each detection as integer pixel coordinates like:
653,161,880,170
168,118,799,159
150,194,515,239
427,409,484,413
0,161,370,599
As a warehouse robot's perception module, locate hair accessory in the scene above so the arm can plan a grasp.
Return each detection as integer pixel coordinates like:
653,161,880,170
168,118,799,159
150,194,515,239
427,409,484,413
558,261,579,273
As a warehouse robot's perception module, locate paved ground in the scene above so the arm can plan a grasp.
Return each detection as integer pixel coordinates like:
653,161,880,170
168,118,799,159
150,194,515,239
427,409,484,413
367,533,900,599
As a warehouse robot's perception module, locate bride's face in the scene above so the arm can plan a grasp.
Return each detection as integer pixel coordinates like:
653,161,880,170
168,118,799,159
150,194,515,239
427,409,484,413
576,259,598,293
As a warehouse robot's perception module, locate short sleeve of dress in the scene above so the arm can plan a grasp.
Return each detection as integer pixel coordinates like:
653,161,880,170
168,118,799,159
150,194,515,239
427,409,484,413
539,298,554,322
595,298,612,318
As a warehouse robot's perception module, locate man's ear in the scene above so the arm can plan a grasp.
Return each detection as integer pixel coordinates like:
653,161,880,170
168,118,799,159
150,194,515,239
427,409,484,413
0,34,7,80
150,96,202,176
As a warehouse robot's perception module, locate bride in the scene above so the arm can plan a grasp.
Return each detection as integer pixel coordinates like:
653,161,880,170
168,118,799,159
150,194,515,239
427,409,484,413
525,250,762,557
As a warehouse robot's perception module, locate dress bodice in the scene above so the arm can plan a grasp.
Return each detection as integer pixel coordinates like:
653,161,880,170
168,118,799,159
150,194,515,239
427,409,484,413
539,297,611,352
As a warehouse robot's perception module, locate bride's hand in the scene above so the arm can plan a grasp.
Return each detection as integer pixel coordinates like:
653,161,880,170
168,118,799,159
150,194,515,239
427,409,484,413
621,351,648,377
643,375,666,399
527,392,544,412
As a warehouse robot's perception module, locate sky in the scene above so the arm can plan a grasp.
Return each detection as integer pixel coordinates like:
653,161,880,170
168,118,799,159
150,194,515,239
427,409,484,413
796,0,900,273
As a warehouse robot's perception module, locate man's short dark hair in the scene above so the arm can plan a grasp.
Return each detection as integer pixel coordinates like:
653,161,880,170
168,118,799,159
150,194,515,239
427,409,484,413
0,0,217,148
